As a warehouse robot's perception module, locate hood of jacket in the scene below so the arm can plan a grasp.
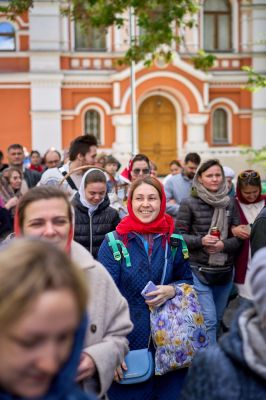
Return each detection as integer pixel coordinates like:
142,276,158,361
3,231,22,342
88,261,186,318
219,302,253,369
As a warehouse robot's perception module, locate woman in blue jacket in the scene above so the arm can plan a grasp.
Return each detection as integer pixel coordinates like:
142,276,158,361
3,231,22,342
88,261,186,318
98,176,193,400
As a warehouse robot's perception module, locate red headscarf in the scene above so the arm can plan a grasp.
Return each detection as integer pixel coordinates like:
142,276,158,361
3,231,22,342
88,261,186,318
14,202,73,254
116,178,175,238
236,171,266,204
119,159,133,183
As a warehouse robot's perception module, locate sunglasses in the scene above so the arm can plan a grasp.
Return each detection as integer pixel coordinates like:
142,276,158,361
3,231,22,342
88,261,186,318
239,171,260,180
132,168,150,176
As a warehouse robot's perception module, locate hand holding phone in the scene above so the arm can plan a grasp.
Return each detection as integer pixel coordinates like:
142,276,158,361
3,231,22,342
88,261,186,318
141,281,158,300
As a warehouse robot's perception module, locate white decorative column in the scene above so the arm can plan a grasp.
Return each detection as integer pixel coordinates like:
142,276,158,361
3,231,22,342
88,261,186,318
29,1,64,153
251,1,266,149
112,115,133,165
184,113,209,152
31,75,63,152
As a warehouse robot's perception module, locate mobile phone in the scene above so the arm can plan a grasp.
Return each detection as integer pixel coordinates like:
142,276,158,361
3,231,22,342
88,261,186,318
141,281,158,299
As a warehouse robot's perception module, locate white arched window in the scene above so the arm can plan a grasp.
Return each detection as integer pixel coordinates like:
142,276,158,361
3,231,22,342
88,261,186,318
0,22,15,51
212,108,229,144
85,109,101,144
204,0,232,51
75,21,106,51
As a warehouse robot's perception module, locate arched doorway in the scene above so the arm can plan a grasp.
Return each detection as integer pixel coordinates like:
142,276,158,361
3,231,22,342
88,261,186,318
138,95,177,175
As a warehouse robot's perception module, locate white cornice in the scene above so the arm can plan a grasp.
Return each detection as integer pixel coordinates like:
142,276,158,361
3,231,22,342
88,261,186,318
111,54,211,83
0,73,29,82
0,52,29,58
209,72,248,83
0,84,30,88
62,82,112,88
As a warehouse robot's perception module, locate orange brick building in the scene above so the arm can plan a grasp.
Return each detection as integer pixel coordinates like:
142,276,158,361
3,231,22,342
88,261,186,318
0,0,265,174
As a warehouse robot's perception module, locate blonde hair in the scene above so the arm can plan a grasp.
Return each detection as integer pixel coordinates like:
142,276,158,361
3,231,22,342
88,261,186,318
0,238,88,327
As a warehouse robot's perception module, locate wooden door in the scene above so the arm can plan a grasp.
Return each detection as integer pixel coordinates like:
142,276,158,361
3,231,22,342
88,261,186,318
138,95,177,175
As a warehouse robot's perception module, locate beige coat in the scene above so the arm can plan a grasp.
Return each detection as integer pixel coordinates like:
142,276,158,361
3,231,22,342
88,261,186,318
71,241,133,398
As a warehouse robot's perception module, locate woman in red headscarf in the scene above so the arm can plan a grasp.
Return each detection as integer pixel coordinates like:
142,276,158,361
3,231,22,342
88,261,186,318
13,186,133,400
98,176,193,400
117,153,151,207
232,170,266,300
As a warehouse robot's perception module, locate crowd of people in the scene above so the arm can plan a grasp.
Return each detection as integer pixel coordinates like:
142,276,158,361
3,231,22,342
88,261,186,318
0,135,266,400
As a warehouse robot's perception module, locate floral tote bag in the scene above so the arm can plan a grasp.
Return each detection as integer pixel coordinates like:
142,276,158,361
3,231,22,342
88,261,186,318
150,283,209,375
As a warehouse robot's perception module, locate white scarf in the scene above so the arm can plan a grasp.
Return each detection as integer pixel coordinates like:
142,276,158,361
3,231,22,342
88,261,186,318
78,168,106,216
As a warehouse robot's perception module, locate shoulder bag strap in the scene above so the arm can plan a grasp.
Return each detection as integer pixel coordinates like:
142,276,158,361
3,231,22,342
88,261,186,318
170,233,189,260
160,241,169,285
60,169,78,191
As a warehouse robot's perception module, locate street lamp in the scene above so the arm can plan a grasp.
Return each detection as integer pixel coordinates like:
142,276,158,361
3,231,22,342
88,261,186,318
129,7,137,156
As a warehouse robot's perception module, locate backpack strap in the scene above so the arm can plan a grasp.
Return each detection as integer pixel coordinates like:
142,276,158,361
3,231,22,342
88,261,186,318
170,233,189,260
107,232,132,267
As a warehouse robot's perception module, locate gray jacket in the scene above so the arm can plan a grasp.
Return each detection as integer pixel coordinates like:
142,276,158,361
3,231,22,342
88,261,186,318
176,195,242,267
71,241,133,398
164,173,193,217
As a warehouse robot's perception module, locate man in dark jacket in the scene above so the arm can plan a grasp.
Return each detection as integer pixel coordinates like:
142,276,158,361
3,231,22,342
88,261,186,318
7,144,40,193
180,248,266,400
250,205,266,256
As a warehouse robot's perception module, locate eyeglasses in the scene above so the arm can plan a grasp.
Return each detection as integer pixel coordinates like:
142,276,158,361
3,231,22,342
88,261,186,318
132,168,150,176
239,171,260,180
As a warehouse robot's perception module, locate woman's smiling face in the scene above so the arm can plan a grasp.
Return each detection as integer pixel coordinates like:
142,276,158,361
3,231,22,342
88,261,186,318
131,183,161,223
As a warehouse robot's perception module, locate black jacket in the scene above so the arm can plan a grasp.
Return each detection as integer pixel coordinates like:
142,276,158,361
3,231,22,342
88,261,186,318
24,168,41,188
176,195,241,267
72,193,120,258
0,207,12,239
250,206,266,256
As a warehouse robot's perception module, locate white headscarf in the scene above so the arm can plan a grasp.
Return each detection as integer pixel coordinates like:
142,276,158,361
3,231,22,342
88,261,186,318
78,168,107,215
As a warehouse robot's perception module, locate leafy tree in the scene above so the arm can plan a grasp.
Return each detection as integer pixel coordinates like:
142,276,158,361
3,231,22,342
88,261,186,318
242,67,266,92
241,147,266,170
0,0,218,69
191,50,216,72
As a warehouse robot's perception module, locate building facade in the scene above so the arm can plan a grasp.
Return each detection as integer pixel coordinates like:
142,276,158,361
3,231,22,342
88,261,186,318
0,0,265,174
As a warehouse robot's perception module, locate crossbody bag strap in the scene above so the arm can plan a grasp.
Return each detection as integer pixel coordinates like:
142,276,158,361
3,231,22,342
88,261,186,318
60,169,78,191
160,240,169,285
170,233,189,260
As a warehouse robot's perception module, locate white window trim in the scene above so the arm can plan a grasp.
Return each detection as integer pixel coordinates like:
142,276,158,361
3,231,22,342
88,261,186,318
200,0,238,53
82,105,105,145
0,19,17,51
212,106,232,145
70,20,110,52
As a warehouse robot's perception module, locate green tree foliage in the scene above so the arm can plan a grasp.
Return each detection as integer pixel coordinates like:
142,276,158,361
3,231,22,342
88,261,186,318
191,50,216,72
242,66,266,92
241,147,266,169
0,0,217,70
